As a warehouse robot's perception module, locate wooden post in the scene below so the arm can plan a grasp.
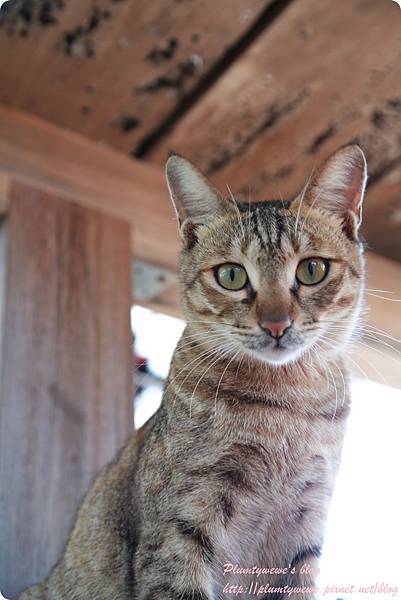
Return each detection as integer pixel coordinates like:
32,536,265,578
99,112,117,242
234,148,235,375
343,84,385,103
0,181,133,598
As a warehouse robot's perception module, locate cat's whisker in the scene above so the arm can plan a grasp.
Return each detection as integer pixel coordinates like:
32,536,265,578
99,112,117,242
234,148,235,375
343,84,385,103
308,344,330,394
299,186,323,235
350,345,388,386
324,323,401,360
277,189,291,231
294,166,315,234
172,345,232,411
325,360,338,421
235,350,246,378
213,349,241,416
356,349,389,386
165,340,231,400
319,333,373,384
353,339,401,368
226,183,246,242
363,323,401,344
177,332,230,351
362,332,401,358
247,186,252,244
189,343,237,418
184,319,250,330
365,288,395,295
365,292,401,303
317,336,353,406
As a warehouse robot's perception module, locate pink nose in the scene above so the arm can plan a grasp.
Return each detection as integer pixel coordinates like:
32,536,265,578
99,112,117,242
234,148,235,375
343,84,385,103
259,315,292,339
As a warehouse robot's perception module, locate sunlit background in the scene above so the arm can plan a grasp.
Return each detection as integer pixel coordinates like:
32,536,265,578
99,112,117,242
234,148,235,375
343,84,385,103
132,305,401,598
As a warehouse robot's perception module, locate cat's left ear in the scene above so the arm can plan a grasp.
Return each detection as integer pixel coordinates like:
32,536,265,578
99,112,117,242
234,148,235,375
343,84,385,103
294,144,368,239
166,154,229,240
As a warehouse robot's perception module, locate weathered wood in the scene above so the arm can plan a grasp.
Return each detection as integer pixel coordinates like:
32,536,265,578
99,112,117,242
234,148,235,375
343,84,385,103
149,0,401,262
0,0,270,156
0,181,133,598
0,105,179,270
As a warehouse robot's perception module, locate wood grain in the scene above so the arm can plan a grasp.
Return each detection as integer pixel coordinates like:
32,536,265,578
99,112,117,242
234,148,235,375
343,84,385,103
149,0,401,261
0,181,133,598
0,0,269,156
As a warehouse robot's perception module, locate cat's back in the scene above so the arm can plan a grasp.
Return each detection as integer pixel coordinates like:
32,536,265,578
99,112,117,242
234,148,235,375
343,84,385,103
19,415,155,600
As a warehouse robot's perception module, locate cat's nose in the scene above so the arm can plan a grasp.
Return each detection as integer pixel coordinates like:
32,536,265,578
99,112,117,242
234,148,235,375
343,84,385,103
259,315,292,339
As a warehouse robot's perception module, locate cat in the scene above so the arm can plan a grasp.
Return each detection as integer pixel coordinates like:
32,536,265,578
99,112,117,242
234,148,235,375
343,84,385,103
19,144,367,600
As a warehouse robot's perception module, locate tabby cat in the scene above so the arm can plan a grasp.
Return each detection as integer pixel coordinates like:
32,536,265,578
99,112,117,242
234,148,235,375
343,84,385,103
20,144,367,600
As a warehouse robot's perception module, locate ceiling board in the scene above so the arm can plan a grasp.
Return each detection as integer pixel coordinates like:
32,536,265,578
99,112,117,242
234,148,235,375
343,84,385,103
0,0,270,156
148,0,401,260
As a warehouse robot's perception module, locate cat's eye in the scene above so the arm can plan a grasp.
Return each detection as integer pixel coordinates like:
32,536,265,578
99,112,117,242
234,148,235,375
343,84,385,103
296,258,329,286
215,263,248,291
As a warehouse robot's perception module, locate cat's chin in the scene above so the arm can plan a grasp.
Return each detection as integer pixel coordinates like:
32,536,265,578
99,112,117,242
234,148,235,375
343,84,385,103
248,346,305,367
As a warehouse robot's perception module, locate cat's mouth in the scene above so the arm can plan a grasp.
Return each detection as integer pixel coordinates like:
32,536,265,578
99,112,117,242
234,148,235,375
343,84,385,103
240,332,307,366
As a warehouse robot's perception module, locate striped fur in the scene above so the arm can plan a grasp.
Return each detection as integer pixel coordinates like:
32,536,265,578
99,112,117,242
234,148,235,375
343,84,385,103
20,146,367,600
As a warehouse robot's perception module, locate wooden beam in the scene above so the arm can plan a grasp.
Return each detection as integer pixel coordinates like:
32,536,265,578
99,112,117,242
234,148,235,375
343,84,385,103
0,181,133,597
0,105,179,270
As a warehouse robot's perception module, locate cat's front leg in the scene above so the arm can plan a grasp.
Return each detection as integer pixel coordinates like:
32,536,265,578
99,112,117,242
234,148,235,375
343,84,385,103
134,529,215,600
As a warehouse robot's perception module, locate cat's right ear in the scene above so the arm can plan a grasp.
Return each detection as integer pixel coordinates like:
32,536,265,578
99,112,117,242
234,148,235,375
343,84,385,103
165,154,227,241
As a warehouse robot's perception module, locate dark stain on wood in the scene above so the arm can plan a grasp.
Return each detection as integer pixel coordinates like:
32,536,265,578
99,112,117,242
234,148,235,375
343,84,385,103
308,123,337,154
0,0,64,35
206,89,308,174
133,0,296,157
387,97,401,111
120,116,141,132
136,56,200,95
63,6,111,58
147,38,179,65
371,109,386,129
112,115,141,133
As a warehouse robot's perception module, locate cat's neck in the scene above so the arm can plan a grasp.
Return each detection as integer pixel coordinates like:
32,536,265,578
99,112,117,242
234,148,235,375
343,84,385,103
165,332,350,426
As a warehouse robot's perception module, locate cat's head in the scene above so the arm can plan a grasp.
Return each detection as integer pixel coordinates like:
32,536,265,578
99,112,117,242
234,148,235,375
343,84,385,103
166,145,367,366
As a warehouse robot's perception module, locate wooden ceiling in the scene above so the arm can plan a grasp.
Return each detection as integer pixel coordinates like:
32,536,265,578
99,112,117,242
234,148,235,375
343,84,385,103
0,0,400,263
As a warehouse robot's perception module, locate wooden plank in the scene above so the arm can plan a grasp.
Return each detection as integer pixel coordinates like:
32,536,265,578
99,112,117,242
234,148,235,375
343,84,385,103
0,104,179,270
149,0,401,262
0,181,133,598
0,0,270,157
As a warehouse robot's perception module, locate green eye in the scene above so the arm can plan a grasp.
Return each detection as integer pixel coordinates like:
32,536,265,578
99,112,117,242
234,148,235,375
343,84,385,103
215,263,248,290
296,258,329,286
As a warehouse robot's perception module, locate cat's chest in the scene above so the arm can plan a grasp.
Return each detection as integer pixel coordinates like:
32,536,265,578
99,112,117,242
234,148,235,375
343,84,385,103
211,429,335,585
